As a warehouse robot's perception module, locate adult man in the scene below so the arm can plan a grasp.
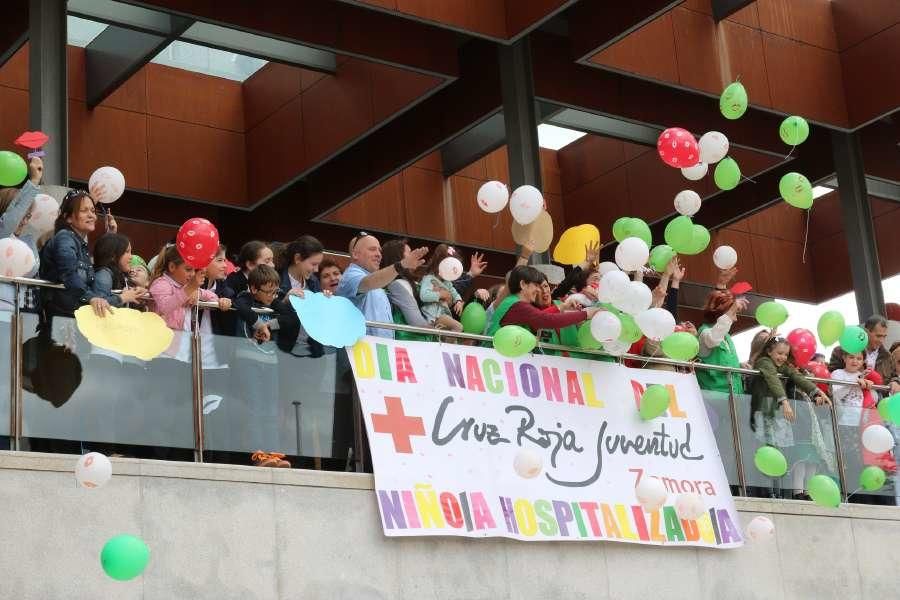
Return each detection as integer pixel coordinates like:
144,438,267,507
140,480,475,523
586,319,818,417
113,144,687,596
336,232,427,338
829,315,900,391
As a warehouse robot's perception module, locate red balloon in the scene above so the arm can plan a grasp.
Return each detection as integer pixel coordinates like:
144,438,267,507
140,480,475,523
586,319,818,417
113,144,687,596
786,328,817,368
807,361,830,393
657,127,700,168
176,218,220,269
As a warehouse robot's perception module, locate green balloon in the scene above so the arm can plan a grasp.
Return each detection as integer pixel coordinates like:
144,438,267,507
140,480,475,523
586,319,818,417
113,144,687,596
664,216,694,251
577,321,602,349
624,218,652,247
859,466,886,491
756,301,789,328
0,151,27,187
720,81,748,120
817,310,845,346
639,385,670,421
807,474,841,508
460,302,487,334
661,331,699,361
714,157,741,191
886,394,900,426
779,172,813,209
618,312,642,344
780,116,809,146
839,325,868,354
649,245,676,272
754,445,788,477
101,534,150,581
612,217,630,242
493,325,536,358
878,395,894,421
680,224,710,256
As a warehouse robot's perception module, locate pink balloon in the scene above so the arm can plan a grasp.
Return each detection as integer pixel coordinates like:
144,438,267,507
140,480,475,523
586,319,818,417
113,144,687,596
657,127,700,169
787,328,817,368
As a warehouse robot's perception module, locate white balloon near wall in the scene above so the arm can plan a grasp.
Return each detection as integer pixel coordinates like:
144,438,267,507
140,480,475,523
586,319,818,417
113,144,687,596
88,166,125,204
674,190,702,216
614,281,652,315
674,492,706,520
745,516,776,543
615,237,649,272
438,257,464,281
598,261,620,276
713,245,738,270
0,237,35,278
590,311,622,343
509,185,544,225
597,270,630,303
636,307,676,341
74,452,112,489
681,162,708,181
862,425,894,454
476,180,509,213
24,193,59,237
513,449,543,479
698,131,730,164
635,477,668,512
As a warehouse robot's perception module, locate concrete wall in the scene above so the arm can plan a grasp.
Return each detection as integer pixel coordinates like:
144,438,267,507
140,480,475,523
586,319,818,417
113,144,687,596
1,452,899,600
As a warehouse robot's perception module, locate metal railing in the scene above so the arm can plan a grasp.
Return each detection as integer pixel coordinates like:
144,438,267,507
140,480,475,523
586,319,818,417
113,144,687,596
3,277,896,503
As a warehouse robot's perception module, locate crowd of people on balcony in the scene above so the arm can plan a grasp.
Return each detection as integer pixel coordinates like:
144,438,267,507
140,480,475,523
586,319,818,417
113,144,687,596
1,157,898,497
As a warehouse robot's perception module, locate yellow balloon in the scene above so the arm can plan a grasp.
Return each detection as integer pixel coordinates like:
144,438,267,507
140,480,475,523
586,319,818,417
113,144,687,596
75,306,174,361
553,224,601,265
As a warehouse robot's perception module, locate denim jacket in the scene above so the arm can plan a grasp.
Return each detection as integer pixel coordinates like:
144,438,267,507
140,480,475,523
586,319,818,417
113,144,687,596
39,228,98,317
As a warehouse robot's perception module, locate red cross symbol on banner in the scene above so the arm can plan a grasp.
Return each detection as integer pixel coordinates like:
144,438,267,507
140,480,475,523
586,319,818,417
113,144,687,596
371,396,426,454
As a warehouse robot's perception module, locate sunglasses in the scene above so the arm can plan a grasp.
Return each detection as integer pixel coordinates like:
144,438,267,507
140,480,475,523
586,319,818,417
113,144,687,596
349,231,369,251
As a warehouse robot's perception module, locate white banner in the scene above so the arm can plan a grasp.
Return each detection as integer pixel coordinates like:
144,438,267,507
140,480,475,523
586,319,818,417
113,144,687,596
351,336,742,548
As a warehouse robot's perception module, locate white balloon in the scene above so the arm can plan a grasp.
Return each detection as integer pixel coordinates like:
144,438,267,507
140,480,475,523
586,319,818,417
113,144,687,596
698,131,730,164
590,311,622,343
438,256,464,281
598,261,620,276
674,492,706,520
509,185,544,225
513,449,543,479
566,293,593,308
614,237,649,272
74,452,112,489
613,281,652,316
636,307,676,341
862,424,895,454
674,190,702,216
532,263,565,285
597,270,630,303
476,180,509,214
681,162,708,181
602,339,631,356
745,516,775,543
24,193,59,237
713,245,738,270
88,166,125,204
0,237,35,278
635,477,668,512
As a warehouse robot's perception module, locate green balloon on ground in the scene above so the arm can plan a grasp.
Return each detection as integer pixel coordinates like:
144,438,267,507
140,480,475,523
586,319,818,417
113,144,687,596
639,385,670,420
493,325,536,357
460,302,487,334
714,157,741,191
577,321,602,349
661,331,700,361
807,474,841,508
0,150,27,187
780,116,809,146
649,245,676,272
680,224,710,256
817,310,845,346
756,301,789,328
618,312,642,344
859,466,886,491
839,325,868,354
754,445,788,477
101,534,150,581
612,217,630,242
779,172,813,209
664,216,694,251
720,81,748,120
624,218,652,247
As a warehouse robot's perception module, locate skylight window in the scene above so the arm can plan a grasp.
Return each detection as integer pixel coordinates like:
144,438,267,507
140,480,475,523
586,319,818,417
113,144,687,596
151,40,267,82
67,15,107,47
538,124,587,150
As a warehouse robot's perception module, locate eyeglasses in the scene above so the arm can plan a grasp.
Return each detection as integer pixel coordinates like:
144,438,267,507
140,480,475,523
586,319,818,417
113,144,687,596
349,231,369,251
256,286,279,297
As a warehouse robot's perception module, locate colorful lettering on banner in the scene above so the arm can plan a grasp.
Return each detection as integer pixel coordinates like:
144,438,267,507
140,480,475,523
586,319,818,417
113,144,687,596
351,337,742,549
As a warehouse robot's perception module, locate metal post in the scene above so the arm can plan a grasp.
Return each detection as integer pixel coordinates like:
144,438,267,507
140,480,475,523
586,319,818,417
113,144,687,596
292,400,302,456
190,305,204,462
28,0,67,185
827,386,849,501
726,372,748,496
8,284,22,451
832,131,884,322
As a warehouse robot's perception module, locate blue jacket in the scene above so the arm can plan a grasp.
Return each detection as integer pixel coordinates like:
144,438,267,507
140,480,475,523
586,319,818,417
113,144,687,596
40,228,98,317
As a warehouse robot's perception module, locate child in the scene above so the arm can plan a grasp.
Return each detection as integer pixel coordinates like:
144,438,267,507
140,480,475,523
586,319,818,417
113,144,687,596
224,240,274,296
418,244,464,333
750,336,834,499
831,351,873,490
93,234,147,309
128,255,151,290
232,264,291,468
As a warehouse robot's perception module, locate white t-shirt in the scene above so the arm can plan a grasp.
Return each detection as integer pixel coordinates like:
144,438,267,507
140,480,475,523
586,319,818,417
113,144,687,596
831,368,865,427
866,348,879,370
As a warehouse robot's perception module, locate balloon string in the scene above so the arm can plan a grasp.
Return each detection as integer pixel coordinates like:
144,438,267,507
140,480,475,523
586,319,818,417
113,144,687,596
783,145,796,161
740,175,757,184
492,214,500,230
801,206,811,264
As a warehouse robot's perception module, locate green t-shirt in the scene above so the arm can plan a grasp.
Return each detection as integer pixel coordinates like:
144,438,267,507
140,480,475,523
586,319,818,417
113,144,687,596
696,323,744,395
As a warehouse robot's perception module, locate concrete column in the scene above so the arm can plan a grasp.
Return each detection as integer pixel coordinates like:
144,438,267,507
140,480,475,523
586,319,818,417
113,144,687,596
28,0,67,185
